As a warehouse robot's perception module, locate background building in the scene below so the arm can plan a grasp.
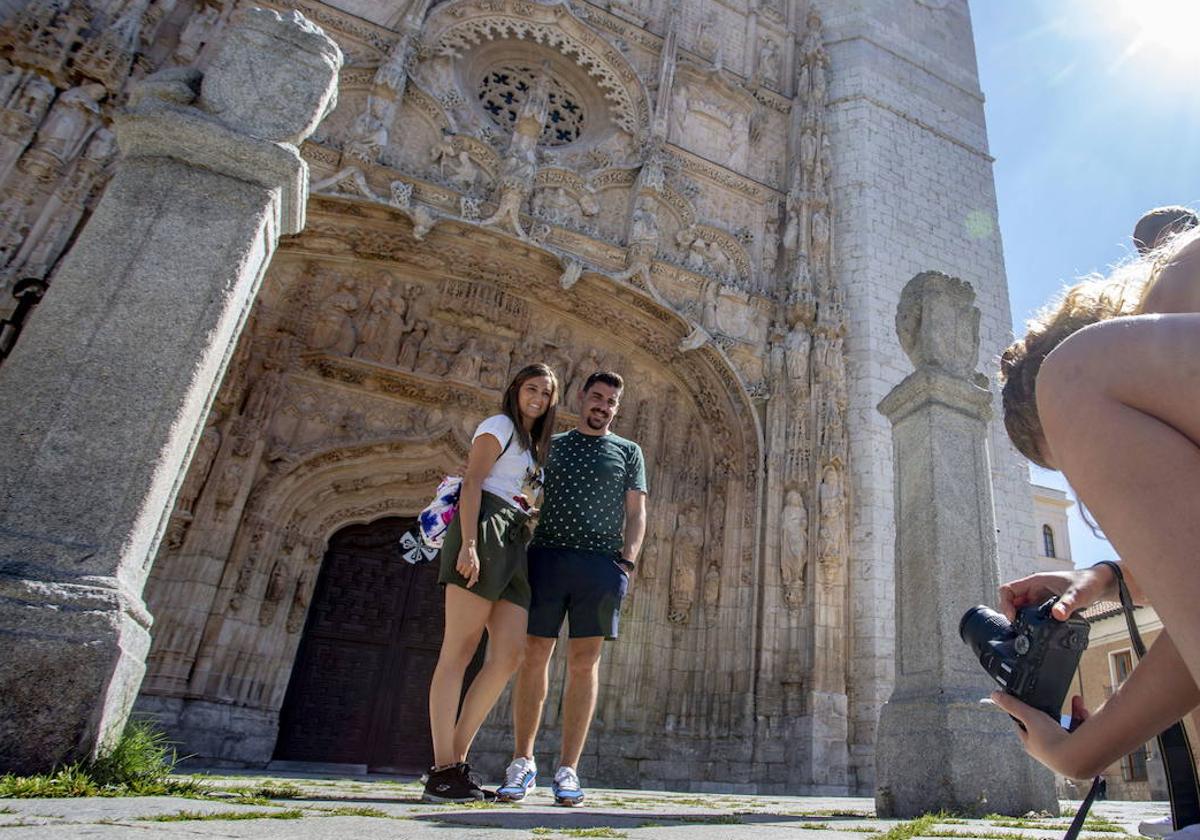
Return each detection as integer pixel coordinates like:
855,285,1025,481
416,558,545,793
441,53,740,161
0,0,1037,793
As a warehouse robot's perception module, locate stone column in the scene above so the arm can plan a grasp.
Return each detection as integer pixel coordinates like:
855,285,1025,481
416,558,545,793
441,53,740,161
874,272,1056,817
0,8,341,774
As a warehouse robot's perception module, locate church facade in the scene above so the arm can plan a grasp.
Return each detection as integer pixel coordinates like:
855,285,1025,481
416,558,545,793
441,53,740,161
0,0,1036,793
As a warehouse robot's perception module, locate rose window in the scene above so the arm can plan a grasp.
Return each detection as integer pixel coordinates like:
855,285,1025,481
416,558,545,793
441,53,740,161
478,65,585,146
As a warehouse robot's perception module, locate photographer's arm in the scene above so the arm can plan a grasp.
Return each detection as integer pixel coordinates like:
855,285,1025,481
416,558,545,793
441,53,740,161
991,630,1200,779
998,562,1147,622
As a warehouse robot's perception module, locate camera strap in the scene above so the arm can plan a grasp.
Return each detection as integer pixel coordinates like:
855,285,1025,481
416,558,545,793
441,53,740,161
1096,560,1200,831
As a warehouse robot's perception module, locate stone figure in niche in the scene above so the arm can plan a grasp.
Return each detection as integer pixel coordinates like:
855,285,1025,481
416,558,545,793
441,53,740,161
172,4,221,66
629,202,658,246
639,538,659,580
780,488,808,607
567,348,602,409
29,83,105,167
671,83,689,142
479,338,512,391
257,561,288,626
309,278,360,355
176,409,223,515
700,278,720,331
758,36,780,86
243,351,287,423
416,323,462,377
762,215,779,278
229,554,257,613
668,501,704,624
213,459,243,517
785,329,811,391
13,126,116,277
482,66,550,238
539,325,575,388
800,127,818,179
447,336,482,383
352,285,392,362
703,562,721,608
397,318,428,371
781,186,804,255
432,131,476,191
695,11,721,66
379,283,417,365
810,204,831,268
683,234,707,272
344,95,389,164
0,74,52,185
286,570,312,633
817,465,846,585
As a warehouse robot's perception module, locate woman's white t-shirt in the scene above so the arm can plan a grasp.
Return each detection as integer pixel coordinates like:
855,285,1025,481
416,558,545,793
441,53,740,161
473,414,534,509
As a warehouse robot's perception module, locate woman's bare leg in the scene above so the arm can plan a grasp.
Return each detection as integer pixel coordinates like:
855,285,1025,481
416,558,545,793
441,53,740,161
1038,313,1200,689
452,598,528,762
429,585,493,768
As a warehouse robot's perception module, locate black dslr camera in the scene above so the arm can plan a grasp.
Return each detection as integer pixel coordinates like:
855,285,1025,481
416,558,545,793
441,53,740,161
959,597,1090,720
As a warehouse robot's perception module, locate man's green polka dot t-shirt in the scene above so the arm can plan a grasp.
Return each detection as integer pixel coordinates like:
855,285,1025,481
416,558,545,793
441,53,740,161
531,430,648,554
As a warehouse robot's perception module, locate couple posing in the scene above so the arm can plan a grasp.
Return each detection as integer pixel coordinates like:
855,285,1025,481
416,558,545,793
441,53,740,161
422,363,648,805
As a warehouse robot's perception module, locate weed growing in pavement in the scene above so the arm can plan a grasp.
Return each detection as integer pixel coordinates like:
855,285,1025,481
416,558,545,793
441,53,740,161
137,808,304,822
0,721,201,799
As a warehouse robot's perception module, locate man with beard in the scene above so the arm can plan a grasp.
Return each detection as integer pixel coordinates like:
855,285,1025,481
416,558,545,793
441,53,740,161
497,371,648,806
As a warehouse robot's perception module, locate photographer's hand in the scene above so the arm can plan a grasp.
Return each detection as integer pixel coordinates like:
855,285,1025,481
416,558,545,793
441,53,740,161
999,564,1121,622
991,631,1200,779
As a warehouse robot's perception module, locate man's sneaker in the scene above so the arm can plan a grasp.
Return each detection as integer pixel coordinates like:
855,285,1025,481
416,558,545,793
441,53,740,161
551,765,584,806
1165,825,1200,840
1141,818,1174,838
422,764,482,803
497,756,537,802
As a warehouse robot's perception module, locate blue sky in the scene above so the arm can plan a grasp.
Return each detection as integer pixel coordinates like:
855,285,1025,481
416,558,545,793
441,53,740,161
972,0,1200,568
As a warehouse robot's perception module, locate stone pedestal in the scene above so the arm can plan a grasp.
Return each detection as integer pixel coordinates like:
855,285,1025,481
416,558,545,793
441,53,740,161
0,8,341,774
874,272,1056,817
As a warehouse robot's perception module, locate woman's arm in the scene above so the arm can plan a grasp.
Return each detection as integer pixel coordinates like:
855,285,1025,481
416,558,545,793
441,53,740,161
998,562,1147,622
991,630,1200,779
456,432,503,588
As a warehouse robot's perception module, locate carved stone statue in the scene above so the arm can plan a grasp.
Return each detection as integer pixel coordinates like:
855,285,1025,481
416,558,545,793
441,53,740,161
257,561,288,626
397,318,428,371
343,95,389,164
668,501,704,624
780,488,808,607
352,285,392,362
695,11,721,66
286,570,313,633
29,83,106,167
758,36,780,86
447,336,482,383
703,562,721,608
817,465,846,586
309,278,360,354
176,409,223,515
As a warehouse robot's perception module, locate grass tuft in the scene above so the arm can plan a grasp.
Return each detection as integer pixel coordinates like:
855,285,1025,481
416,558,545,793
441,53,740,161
0,719,200,799
317,806,393,818
137,808,304,822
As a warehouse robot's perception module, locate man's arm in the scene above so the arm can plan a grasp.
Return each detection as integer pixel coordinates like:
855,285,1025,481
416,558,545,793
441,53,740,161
621,489,647,568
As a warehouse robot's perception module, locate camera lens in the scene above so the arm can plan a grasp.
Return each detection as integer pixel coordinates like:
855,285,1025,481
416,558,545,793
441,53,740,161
959,605,1014,658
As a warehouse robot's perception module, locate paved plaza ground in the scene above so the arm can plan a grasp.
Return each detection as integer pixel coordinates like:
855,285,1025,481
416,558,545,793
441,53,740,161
0,770,1170,839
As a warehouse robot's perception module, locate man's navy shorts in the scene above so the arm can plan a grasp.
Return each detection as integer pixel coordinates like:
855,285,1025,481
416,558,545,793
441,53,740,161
526,545,629,640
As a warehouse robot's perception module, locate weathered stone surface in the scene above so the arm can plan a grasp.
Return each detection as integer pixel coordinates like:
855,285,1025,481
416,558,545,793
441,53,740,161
875,272,1056,817
0,8,342,773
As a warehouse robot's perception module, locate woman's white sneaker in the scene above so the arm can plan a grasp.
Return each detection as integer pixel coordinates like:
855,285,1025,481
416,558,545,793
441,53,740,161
552,765,584,806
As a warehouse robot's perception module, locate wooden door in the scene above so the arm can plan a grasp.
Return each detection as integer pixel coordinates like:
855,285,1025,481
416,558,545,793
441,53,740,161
274,517,475,773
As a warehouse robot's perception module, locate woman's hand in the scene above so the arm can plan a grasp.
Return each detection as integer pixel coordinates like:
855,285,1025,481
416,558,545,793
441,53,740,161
456,543,481,588
990,692,1090,779
998,565,1116,622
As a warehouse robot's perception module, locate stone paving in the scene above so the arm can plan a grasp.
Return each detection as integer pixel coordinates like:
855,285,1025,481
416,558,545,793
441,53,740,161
0,771,1170,839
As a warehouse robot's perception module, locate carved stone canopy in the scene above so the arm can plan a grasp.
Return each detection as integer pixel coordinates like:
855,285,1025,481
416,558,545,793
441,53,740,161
895,270,981,379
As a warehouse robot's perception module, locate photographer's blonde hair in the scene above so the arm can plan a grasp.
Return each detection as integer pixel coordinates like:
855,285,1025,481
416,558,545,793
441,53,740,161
1000,225,1200,468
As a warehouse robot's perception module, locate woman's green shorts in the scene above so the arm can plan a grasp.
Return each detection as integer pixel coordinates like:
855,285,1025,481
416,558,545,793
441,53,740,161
439,491,532,608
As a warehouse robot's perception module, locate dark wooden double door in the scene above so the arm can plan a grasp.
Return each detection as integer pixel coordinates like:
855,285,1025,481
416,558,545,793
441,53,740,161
274,517,464,773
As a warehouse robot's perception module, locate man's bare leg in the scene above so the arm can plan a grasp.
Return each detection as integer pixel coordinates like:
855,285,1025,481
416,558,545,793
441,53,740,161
560,636,604,769
511,635,556,760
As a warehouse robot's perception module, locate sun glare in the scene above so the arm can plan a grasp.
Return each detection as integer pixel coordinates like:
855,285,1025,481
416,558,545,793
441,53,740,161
1101,0,1200,77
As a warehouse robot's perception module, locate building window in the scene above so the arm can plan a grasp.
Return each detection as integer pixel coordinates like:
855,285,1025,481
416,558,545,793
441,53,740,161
1124,746,1150,782
478,65,585,146
1042,524,1056,558
1112,650,1134,685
